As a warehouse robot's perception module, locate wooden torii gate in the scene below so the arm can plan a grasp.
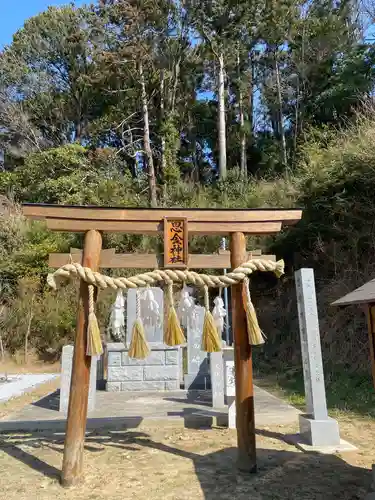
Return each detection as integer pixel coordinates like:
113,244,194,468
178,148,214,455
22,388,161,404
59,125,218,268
22,203,302,487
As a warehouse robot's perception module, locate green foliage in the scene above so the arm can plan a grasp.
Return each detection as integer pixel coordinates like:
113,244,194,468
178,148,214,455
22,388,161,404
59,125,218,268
1,279,77,355
0,144,146,206
256,364,375,418
0,5,107,147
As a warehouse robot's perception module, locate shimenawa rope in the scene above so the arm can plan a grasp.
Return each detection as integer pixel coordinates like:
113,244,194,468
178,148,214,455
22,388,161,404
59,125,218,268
51,257,284,357
47,258,284,291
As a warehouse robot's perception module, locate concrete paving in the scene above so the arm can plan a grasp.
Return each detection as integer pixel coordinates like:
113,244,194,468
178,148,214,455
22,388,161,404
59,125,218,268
0,385,300,432
0,373,58,402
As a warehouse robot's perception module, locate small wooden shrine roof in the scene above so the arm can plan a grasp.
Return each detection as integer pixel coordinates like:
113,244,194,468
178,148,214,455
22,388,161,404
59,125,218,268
22,203,302,236
331,279,375,307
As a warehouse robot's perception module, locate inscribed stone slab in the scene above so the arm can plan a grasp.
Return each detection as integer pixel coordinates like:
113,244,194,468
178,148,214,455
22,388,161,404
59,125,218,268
295,268,341,447
295,268,328,420
210,351,224,408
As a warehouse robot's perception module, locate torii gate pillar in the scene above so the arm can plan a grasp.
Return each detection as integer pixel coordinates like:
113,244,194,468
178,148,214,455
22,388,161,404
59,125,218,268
231,232,256,472
61,230,102,487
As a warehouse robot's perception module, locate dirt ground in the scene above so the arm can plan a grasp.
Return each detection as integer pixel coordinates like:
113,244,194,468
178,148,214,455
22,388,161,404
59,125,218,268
0,357,60,375
0,383,373,500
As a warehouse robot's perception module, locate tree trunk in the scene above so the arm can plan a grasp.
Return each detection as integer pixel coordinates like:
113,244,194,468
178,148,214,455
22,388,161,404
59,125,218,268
249,52,254,147
237,50,247,179
218,52,227,180
139,60,157,207
274,54,287,166
293,75,300,164
75,121,82,142
188,108,198,182
0,333,4,362
0,305,5,362
171,58,180,115
160,70,167,174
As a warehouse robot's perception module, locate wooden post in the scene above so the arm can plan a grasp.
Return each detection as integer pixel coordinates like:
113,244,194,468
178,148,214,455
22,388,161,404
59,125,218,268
366,304,375,390
61,230,102,487
230,232,257,472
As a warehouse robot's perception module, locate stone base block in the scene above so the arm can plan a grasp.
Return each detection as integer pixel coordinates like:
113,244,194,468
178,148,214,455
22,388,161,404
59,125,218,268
285,434,358,454
299,413,340,447
106,343,181,392
121,381,165,391
184,373,211,390
106,382,121,392
108,380,180,391
144,365,178,381
165,380,179,390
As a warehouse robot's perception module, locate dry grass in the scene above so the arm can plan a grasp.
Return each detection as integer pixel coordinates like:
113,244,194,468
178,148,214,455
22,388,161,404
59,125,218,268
0,355,60,375
0,384,372,499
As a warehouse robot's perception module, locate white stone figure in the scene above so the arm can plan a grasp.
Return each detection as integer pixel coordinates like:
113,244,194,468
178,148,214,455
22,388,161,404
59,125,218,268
108,290,126,342
178,286,198,329
212,295,226,335
140,288,161,328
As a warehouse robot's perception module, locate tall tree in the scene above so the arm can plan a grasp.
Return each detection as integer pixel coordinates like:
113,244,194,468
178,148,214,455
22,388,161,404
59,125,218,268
0,6,105,151
188,1,245,179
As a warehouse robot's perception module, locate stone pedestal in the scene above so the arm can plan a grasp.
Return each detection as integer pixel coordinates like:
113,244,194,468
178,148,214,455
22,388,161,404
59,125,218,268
59,345,97,413
106,342,180,391
295,268,340,446
299,414,340,447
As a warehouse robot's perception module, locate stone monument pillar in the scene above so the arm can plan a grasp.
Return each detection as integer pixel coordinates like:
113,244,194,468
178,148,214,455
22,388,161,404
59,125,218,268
210,350,225,408
295,268,340,446
223,347,236,429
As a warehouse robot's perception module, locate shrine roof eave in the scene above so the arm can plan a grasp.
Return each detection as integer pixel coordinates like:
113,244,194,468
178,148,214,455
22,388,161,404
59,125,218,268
331,279,375,307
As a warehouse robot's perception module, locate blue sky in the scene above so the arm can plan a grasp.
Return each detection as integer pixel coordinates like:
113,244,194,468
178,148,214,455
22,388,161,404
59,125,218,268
0,0,85,49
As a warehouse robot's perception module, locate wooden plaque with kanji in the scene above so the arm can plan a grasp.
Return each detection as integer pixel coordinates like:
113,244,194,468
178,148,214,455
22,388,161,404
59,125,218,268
164,217,188,268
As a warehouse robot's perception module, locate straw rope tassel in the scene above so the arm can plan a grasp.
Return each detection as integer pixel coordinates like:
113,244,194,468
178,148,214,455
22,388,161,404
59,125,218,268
164,283,186,346
129,290,150,359
201,286,221,353
86,285,103,357
242,276,265,346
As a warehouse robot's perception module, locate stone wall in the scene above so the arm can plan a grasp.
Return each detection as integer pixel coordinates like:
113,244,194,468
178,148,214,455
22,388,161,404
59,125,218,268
106,342,180,391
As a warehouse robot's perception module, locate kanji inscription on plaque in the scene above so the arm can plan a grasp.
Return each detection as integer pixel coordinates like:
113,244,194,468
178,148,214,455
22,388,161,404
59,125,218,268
164,217,188,268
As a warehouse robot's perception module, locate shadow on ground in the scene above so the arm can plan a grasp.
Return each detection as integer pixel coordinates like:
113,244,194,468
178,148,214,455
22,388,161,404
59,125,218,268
32,390,60,411
0,426,370,500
